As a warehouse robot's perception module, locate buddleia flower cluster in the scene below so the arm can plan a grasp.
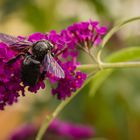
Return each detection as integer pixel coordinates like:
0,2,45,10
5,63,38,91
0,20,107,110
9,119,95,140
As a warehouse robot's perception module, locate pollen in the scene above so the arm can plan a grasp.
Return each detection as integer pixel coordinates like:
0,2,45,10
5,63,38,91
10,73,14,77
77,75,81,79
68,67,72,71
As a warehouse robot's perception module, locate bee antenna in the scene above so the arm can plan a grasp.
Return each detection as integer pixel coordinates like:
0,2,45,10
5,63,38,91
56,40,71,47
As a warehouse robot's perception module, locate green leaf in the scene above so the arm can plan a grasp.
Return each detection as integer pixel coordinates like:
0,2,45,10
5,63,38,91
89,47,140,96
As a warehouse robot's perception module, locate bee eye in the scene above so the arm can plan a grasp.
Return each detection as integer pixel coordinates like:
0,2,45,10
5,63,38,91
46,49,49,53
51,52,55,57
50,45,54,50
47,42,54,49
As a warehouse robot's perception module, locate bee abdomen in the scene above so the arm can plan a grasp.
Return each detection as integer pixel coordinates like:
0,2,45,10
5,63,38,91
21,56,41,86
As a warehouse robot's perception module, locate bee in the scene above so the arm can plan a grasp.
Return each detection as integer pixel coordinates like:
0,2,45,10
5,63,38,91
0,33,65,86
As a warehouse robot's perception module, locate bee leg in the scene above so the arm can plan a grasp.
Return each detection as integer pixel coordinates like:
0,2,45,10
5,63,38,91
55,47,67,57
25,51,31,56
51,52,55,57
7,53,25,65
40,71,46,80
0,80,8,91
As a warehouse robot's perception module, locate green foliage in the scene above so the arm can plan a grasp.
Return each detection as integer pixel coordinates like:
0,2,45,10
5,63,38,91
24,0,60,32
101,17,140,49
85,0,112,21
0,0,61,32
0,0,30,17
89,47,140,96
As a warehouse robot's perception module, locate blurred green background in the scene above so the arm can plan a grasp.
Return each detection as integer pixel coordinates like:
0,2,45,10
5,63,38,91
0,0,140,140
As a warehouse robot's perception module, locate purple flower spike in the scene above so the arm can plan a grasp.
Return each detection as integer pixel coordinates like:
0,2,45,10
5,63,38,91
28,32,46,42
0,42,24,110
61,19,107,49
49,119,95,139
0,20,107,109
51,61,87,99
9,119,95,140
9,124,37,140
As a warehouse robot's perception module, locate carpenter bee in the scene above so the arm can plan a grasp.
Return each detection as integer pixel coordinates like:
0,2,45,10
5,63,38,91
0,33,65,86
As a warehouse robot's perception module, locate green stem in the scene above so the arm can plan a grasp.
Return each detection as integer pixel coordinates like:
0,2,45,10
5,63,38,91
97,16,140,60
36,76,93,140
77,61,140,71
36,61,140,140
102,16,140,49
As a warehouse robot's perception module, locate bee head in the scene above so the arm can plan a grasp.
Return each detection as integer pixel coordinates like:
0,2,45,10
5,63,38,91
32,40,55,62
44,40,54,51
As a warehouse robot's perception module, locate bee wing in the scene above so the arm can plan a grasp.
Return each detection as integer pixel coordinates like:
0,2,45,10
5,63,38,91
0,33,19,45
0,33,32,52
43,53,65,78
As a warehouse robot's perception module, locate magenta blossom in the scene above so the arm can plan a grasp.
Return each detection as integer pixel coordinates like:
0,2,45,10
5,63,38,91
9,119,95,140
0,20,107,109
0,42,24,110
60,20,107,51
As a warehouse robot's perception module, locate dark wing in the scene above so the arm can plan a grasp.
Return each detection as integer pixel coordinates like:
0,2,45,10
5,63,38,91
0,33,32,52
43,53,65,78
